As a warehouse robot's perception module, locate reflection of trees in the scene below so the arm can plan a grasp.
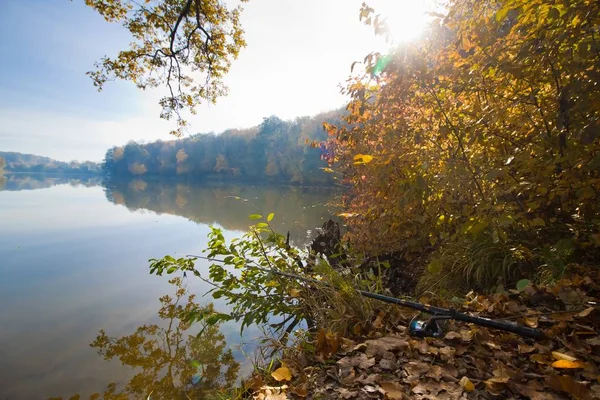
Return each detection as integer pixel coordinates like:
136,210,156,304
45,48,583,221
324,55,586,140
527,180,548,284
0,174,101,191
104,179,339,246
48,278,239,400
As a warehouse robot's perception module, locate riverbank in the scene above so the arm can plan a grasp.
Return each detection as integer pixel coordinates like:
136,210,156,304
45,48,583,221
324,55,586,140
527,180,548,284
246,270,600,399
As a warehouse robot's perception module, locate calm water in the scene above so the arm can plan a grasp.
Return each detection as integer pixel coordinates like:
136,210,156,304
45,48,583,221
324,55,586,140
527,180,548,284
0,174,336,399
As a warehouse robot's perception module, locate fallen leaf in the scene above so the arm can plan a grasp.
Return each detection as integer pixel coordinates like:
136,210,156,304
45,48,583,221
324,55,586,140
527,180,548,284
524,316,539,328
365,336,410,358
552,351,577,362
246,375,264,391
271,367,292,382
552,360,585,369
444,331,461,340
518,344,535,354
338,387,358,399
379,358,396,370
507,381,546,399
338,353,376,369
362,385,379,393
531,353,551,364
404,361,431,377
440,364,459,380
352,343,367,352
546,374,591,399
411,382,440,396
357,373,380,386
459,376,475,392
460,329,474,342
426,365,442,381
485,380,506,396
578,307,595,317
291,385,308,398
488,364,512,383
379,381,406,399
340,368,357,386
484,341,501,350
438,346,456,361
373,313,385,329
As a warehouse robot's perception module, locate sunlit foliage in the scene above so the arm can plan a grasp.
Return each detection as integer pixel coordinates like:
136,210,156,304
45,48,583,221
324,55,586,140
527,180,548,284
102,111,341,185
85,0,248,135
330,0,600,292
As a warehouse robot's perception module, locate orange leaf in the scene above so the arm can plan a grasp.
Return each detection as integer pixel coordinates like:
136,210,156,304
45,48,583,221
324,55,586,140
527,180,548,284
460,376,475,392
271,366,292,382
552,360,585,369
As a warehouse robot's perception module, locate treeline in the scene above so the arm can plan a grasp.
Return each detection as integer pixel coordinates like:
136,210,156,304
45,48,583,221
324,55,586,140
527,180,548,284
0,174,101,192
102,111,341,185
0,151,102,174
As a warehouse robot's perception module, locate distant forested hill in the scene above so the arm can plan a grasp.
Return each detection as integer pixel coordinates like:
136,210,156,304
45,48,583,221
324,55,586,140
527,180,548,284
102,110,341,185
0,151,101,174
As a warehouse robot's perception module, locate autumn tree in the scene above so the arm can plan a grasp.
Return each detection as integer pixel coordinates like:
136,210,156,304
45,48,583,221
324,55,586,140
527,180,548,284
0,157,6,191
85,0,248,135
176,148,189,174
330,0,600,292
128,162,148,175
101,111,338,184
213,153,228,172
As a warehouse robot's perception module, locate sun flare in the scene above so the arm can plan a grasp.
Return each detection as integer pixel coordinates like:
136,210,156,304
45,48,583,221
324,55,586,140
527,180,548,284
376,0,433,43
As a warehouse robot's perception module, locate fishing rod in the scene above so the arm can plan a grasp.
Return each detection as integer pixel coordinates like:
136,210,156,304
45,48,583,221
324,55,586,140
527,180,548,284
188,255,545,340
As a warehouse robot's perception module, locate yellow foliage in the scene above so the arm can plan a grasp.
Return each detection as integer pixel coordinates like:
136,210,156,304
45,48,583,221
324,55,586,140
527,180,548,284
85,0,247,136
331,0,600,289
128,162,147,176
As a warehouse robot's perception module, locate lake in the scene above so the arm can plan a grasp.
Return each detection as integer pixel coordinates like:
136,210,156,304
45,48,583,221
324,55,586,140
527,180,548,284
0,174,336,399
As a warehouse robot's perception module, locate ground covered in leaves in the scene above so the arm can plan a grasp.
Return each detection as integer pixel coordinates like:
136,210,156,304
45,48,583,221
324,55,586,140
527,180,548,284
248,271,600,399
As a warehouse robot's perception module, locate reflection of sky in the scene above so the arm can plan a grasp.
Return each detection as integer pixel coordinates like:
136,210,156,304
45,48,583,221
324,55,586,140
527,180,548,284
0,185,255,399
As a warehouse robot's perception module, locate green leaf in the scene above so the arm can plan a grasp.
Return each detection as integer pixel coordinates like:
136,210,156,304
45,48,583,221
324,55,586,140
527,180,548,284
256,222,269,228
427,260,442,275
516,279,531,292
249,214,263,220
267,212,275,222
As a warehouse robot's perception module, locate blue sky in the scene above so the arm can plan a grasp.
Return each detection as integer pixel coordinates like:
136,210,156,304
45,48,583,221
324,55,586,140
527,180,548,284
0,0,430,162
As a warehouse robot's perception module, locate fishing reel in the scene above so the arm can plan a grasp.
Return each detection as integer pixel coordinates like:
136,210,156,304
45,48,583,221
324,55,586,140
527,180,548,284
408,313,450,338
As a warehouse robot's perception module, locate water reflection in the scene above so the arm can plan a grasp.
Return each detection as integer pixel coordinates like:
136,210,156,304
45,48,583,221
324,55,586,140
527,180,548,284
0,174,101,191
0,175,337,399
48,278,239,400
104,178,338,246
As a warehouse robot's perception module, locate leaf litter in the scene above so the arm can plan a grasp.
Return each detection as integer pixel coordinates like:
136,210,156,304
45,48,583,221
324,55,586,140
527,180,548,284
249,272,600,399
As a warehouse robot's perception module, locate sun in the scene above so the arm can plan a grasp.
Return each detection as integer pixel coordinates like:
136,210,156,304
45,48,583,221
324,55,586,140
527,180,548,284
375,0,433,43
